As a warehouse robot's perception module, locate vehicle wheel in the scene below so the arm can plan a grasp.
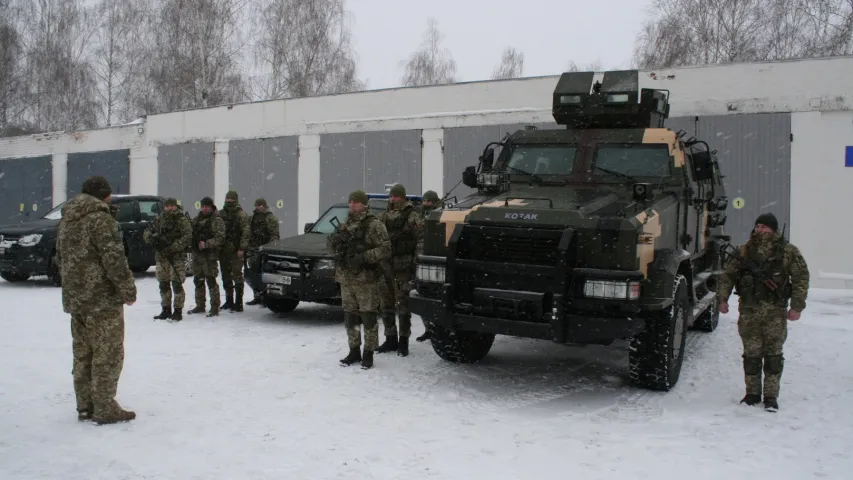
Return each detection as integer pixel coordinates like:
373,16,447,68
0,271,29,282
693,295,719,332
430,325,495,363
266,298,299,314
629,274,689,392
48,252,61,287
130,264,149,273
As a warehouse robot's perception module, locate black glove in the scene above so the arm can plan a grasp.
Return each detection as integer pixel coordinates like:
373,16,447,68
349,253,365,269
152,234,169,250
329,232,346,247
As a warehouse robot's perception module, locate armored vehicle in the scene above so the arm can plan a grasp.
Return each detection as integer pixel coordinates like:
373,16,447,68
259,192,423,314
409,70,730,391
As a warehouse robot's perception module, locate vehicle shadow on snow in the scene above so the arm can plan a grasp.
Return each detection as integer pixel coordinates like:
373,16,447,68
251,303,345,327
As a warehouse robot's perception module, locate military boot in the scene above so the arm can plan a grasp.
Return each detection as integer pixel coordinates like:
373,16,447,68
153,307,171,320
376,335,398,353
233,284,244,312
221,288,234,310
764,396,779,411
416,326,432,342
361,349,374,369
340,347,361,366
93,408,136,425
77,403,94,421
207,302,220,317
397,336,409,357
170,308,183,321
740,393,762,406
246,294,264,306
188,305,206,315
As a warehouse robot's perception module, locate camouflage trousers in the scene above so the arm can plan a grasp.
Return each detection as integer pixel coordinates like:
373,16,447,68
71,306,126,418
341,278,379,351
737,305,788,398
219,250,244,291
244,254,263,296
156,253,187,309
378,269,414,337
192,253,220,308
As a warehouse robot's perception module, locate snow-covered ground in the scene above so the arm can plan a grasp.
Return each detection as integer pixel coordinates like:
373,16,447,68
1,273,852,479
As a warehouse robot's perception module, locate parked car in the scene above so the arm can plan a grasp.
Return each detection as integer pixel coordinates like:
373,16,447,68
0,194,191,285
258,193,424,313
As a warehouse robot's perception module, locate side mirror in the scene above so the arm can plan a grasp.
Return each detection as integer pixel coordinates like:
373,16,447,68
479,147,495,171
462,166,478,188
691,151,715,181
303,222,314,233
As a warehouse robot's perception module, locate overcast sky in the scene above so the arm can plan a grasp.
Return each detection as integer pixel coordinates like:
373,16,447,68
347,0,653,90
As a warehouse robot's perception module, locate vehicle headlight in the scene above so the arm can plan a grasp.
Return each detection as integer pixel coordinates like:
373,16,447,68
18,234,43,247
314,259,335,270
416,264,445,283
584,280,640,300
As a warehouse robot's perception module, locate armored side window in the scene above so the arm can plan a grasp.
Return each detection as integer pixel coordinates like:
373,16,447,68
113,200,135,223
592,143,672,179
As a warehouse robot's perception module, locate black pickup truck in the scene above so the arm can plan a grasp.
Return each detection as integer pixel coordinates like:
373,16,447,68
258,193,424,314
0,194,169,285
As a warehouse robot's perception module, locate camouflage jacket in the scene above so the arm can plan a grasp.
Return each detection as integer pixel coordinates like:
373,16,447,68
717,232,810,311
143,208,192,257
55,194,137,315
378,201,424,271
191,210,226,256
418,202,443,219
219,203,250,251
326,210,391,282
249,210,280,248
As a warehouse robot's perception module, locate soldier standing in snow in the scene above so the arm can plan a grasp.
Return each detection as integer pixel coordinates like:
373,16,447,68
188,197,226,317
716,213,810,411
143,197,192,321
245,198,280,306
55,176,138,425
218,190,250,312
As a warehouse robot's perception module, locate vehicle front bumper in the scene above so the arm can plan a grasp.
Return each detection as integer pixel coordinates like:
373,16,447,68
410,287,648,344
0,244,50,276
262,270,339,303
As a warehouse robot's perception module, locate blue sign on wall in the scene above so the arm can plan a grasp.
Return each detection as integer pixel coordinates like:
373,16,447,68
847,146,853,167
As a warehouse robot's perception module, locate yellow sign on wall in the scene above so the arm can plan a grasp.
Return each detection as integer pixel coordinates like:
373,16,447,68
276,199,284,209
732,197,745,209
194,201,201,210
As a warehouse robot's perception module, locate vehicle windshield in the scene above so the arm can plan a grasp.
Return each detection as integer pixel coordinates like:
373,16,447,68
42,200,69,220
309,206,350,234
504,145,579,175
592,144,672,179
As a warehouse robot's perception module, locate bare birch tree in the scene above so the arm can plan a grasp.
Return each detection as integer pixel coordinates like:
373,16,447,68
14,0,100,132
0,18,25,135
135,0,251,115
491,46,524,79
251,0,364,100
89,0,148,126
633,0,853,68
401,17,457,86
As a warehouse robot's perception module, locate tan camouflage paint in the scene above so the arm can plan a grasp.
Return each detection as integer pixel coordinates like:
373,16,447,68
642,128,684,167
438,199,529,246
634,209,662,278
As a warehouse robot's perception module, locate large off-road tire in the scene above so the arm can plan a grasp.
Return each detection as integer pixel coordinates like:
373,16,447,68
693,295,719,332
266,298,299,314
628,274,690,391
430,325,495,363
0,271,29,282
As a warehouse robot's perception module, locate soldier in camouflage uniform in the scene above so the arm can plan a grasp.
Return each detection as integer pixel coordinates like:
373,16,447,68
376,184,424,356
188,197,226,317
143,198,192,321
218,190,250,312
327,190,392,369
415,189,441,342
717,213,810,411
245,198,281,306
55,176,138,425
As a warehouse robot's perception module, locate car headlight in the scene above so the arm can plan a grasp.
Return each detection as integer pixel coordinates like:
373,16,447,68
584,280,640,300
314,259,335,270
18,234,43,247
416,264,445,283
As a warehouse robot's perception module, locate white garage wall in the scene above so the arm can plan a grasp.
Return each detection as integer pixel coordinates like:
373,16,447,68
790,111,853,289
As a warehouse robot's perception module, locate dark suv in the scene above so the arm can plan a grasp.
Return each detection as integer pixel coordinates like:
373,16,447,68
259,193,424,314
0,194,169,285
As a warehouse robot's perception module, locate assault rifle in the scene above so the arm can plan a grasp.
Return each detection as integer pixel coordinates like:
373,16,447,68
719,226,789,299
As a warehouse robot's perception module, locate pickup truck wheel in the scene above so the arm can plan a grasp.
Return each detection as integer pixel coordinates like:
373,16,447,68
1,271,29,282
692,296,719,332
628,274,689,392
266,298,299,314
430,326,495,363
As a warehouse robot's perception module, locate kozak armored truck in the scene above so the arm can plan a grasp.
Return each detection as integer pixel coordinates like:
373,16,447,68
409,70,730,391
